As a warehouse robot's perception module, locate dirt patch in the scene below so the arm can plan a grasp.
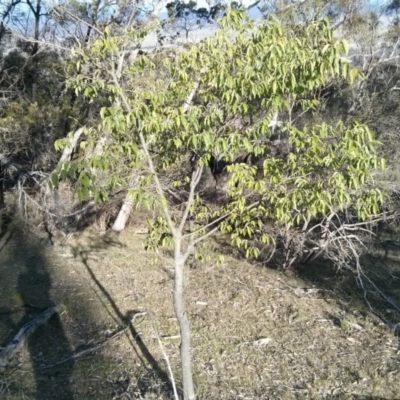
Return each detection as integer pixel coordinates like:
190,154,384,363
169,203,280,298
0,219,399,399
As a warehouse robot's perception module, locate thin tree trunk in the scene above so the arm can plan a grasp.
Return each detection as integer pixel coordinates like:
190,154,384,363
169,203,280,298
25,0,41,56
127,95,202,398
173,249,195,400
85,0,101,43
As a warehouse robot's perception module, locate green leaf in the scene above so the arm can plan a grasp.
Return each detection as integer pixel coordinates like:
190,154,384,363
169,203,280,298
349,68,359,84
342,39,349,54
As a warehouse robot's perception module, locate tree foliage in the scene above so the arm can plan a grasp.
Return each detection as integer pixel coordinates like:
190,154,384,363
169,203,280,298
57,9,384,254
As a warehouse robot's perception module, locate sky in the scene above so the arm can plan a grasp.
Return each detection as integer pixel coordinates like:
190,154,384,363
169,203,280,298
1,0,392,48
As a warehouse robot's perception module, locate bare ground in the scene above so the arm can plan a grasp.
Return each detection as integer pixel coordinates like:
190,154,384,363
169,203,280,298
0,214,400,399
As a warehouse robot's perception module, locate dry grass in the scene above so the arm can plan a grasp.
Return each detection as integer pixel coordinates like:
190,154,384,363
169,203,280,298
0,212,400,399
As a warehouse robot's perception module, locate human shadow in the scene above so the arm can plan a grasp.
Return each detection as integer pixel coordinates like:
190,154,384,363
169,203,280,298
0,224,75,399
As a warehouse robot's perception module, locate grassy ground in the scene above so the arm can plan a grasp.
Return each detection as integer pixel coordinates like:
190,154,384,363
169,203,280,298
0,213,399,399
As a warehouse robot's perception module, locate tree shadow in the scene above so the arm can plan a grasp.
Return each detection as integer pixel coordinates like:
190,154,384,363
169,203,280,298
211,225,400,336
292,236,400,336
69,236,173,398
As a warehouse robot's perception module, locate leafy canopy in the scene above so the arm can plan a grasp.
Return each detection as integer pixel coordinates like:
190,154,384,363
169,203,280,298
54,8,385,257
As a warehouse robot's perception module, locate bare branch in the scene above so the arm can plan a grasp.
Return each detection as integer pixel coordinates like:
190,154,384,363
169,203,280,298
178,164,203,234
54,6,103,36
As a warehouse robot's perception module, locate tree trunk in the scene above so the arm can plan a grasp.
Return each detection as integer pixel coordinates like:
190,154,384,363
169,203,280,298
174,247,195,400
111,174,138,232
85,0,101,43
60,127,84,162
92,132,109,156
26,0,41,56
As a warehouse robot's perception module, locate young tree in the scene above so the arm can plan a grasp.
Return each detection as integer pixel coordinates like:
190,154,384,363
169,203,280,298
53,8,384,399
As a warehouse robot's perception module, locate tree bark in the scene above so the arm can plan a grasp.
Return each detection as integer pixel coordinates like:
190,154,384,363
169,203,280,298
26,0,41,56
111,174,138,231
85,0,101,43
60,127,84,162
173,248,195,400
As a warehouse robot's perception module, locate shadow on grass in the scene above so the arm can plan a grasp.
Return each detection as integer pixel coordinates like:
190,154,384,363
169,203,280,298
212,228,400,336
1,221,173,399
0,223,74,400
293,235,400,334
70,235,174,398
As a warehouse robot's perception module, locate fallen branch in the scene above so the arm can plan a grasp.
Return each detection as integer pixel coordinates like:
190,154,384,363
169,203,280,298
0,306,58,371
